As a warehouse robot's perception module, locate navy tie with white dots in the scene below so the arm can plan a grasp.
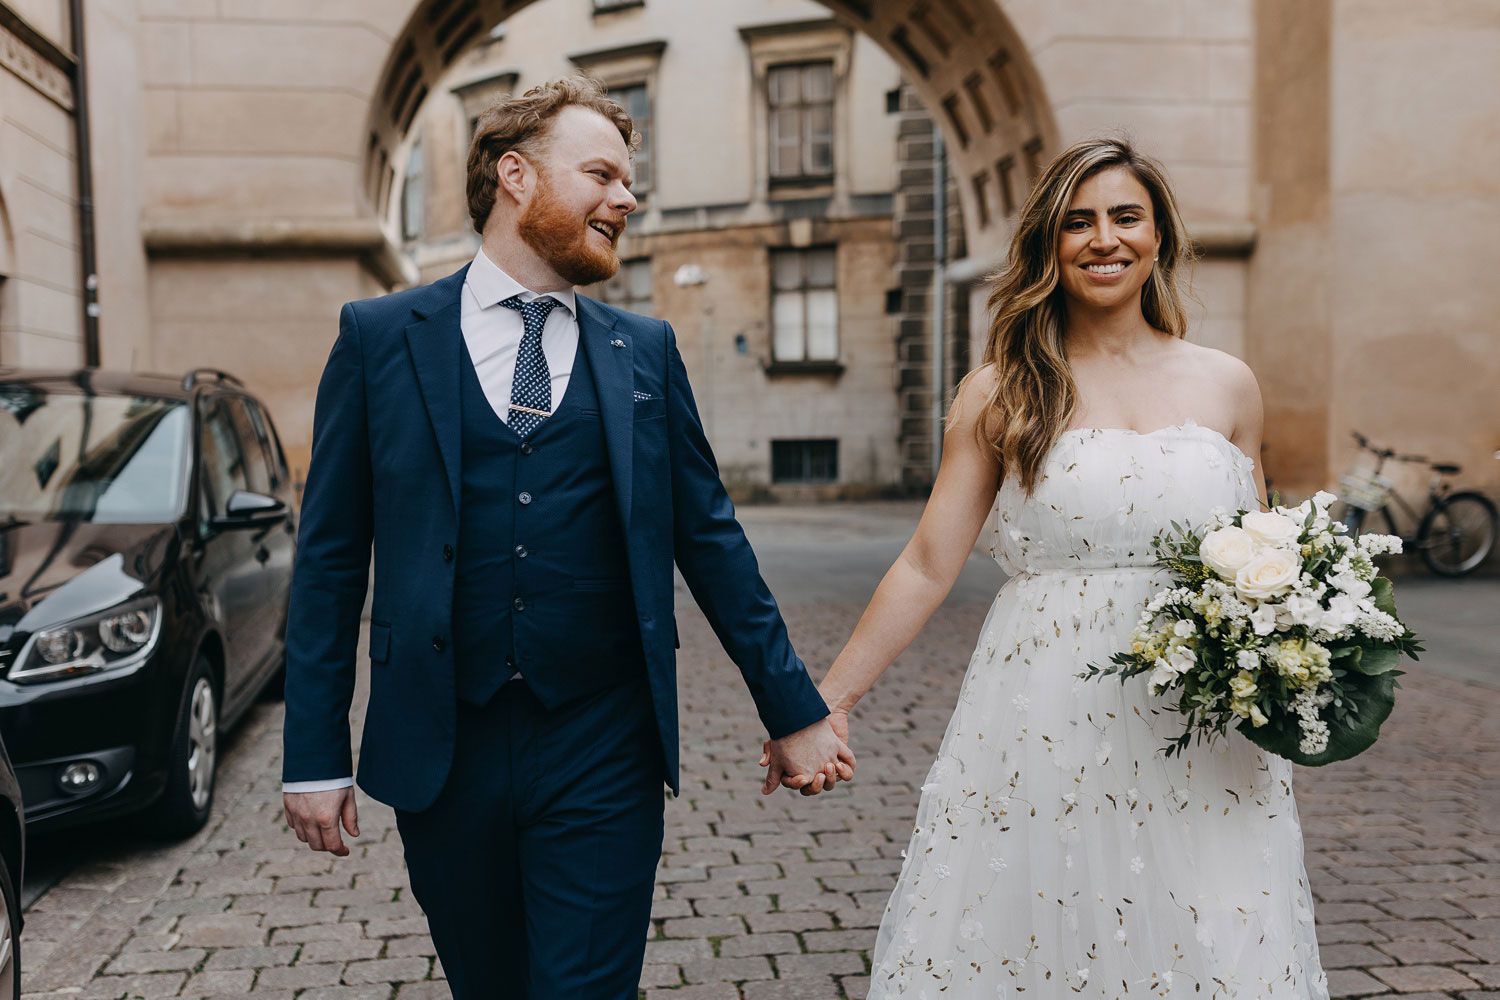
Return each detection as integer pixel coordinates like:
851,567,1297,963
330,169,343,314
500,294,561,437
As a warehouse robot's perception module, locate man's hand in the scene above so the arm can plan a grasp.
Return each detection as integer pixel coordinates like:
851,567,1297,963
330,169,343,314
284,787,360,856
759,716,855,796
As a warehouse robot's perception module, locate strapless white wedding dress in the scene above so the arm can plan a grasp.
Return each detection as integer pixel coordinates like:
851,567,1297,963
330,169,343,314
868,422,1328,999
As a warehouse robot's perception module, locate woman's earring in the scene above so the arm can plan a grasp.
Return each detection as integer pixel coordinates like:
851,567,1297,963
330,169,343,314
1153,252,1160,262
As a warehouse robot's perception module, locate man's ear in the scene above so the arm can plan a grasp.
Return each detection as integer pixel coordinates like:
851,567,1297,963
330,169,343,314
495,150,532,206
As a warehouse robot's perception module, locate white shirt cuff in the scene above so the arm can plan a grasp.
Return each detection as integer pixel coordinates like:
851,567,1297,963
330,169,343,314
283,777,355,794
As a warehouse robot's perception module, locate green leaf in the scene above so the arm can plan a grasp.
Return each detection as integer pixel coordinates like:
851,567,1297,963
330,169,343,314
1240,671,1399,766
1369,576,1398,618
1350,643,1401,675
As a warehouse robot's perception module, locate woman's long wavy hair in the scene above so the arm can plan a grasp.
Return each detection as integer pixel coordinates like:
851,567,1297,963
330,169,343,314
956,137,1193,494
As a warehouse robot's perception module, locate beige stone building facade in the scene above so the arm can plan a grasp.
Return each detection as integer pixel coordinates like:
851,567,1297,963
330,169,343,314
398,1,917,496
0,1,88,367
1,0,1495,542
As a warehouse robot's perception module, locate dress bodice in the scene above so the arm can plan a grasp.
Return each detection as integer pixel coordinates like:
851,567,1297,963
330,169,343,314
991,421,1259,576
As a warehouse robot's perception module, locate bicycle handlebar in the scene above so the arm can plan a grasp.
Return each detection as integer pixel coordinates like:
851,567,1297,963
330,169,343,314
1349,430,1434,467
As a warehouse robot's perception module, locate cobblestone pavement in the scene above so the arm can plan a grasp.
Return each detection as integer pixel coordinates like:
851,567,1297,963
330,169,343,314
20,596,1500,1000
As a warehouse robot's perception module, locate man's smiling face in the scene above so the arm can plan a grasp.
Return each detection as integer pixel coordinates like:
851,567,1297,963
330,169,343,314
516,105,638,287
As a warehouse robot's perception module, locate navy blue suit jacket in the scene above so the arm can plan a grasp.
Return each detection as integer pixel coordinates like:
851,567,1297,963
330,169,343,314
281,266,829,811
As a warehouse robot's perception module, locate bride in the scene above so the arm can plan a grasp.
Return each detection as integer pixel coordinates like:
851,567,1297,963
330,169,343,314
810,138,1328,997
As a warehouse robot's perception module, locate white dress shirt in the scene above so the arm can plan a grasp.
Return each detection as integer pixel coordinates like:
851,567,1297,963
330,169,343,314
284,249,579,795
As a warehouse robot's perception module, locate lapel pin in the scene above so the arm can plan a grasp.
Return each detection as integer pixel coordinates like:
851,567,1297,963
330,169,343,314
610,338,626,348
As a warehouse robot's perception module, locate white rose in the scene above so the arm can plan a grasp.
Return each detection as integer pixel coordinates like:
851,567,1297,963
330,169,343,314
1235,548,1301,601
1240,510,1302,547
1199,526,1255,580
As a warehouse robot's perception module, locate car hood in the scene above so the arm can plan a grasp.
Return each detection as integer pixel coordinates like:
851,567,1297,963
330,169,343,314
0,520,175,637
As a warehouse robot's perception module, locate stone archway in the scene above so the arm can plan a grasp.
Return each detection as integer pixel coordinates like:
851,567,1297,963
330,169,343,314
361,0,1058,273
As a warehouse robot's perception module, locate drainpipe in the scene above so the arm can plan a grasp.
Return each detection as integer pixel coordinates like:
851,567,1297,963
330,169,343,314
69,0,100,366
930,124,946,482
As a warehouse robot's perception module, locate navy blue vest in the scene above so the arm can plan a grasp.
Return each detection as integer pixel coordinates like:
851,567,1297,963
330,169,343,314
452,330,645,707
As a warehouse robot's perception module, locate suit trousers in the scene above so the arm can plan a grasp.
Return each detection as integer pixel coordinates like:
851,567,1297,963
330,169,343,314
395,675,664,999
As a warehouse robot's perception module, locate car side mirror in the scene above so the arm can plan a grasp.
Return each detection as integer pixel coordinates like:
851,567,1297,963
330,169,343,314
212,490,287,530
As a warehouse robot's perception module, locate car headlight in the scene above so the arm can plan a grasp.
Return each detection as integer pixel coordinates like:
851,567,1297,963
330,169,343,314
10,596,162,683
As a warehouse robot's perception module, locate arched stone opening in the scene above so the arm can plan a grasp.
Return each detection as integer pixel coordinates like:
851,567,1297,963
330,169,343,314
362,0,1056,274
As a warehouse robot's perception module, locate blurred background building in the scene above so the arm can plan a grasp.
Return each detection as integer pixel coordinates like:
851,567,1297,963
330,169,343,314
2,0,1497,523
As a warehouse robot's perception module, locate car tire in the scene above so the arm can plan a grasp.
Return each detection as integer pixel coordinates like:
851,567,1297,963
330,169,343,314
146,656,219,838
0,850,19,1000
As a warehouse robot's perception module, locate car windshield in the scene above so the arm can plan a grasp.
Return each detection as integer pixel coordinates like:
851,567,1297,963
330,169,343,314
0,383,191,523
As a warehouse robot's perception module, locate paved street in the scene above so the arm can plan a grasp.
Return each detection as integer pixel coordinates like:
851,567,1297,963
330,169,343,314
20,502,1500,999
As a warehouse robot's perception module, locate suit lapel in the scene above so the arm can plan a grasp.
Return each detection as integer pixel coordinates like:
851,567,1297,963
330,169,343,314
577,295,633,530
404,268,469,518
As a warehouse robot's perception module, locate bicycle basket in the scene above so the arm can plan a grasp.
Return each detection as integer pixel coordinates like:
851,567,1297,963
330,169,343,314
1339,473,1392,511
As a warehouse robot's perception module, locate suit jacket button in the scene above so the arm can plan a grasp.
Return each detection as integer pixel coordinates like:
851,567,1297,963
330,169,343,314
518,491,533,505
515,544,528,558
431,636,446,653
521,442,534,456
513,597,526,612
442,544,454,562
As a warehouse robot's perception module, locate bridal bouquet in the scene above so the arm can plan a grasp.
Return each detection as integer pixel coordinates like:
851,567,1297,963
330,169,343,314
1081,491,1422,766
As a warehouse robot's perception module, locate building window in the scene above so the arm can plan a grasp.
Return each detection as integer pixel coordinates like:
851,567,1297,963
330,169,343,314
771,247,837,362
597,257,652,315
768,62,834,183
772,439,838,484
401,139,425,241
609,83,652,194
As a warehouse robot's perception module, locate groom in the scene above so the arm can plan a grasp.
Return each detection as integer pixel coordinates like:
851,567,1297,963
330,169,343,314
281,77,853,998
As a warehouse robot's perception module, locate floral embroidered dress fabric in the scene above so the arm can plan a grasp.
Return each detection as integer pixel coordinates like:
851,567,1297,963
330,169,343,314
868,422,1329,999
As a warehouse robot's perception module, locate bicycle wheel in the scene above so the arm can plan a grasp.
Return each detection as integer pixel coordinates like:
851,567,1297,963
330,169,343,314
1418,491,1498,577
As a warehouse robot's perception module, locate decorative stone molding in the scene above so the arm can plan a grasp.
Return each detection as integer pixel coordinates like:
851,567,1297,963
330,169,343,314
142,217,417,288
739,18,855,209
0,13,74,110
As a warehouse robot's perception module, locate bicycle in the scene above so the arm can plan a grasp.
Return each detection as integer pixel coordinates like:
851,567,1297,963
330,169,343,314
1334,430,1498,577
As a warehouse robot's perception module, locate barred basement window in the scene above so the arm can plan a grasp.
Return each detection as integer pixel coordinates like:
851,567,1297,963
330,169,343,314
772,439,838,484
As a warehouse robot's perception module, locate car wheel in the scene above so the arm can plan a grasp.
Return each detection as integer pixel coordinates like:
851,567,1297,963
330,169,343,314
0,854,18,1000
146,656,218,838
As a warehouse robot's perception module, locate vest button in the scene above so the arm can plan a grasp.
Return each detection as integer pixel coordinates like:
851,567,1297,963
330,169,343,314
442,544,454,562
520,442,534,456
513,598,526,612
518,491,533,505
515,544,528,558
431,636,446,653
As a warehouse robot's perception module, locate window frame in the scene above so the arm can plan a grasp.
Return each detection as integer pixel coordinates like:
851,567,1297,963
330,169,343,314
768,245,842,372
766,61,836,186
771,438,839,484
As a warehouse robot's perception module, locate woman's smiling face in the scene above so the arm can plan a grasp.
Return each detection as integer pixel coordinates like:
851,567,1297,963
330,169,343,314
1055,166,1162,314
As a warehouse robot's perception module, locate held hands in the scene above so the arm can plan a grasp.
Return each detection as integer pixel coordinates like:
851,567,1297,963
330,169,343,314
759,710,854,796
284,786,360,856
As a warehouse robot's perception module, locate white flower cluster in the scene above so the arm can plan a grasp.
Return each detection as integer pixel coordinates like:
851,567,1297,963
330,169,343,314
1122,490,1409,758
1291,688,1334,755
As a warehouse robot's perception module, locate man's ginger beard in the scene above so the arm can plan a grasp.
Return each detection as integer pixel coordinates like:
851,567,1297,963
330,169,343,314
516,169,622,287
